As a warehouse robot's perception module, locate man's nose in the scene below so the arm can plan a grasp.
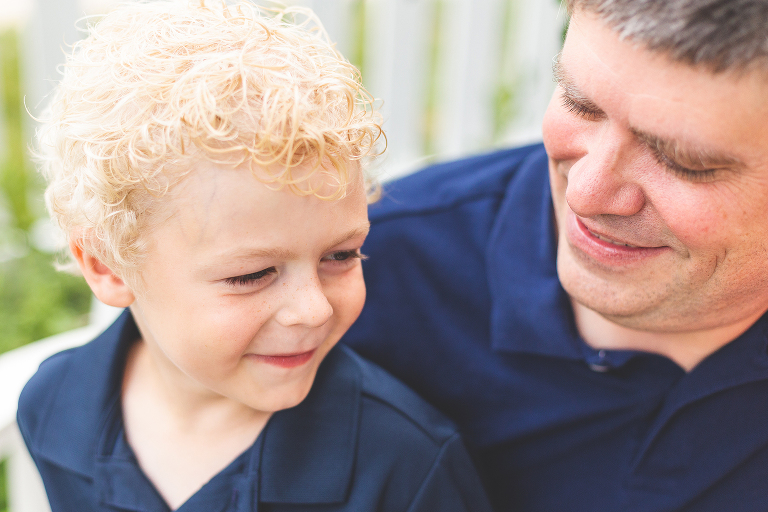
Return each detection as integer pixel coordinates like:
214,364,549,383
564,130,645,218
275,275,334,328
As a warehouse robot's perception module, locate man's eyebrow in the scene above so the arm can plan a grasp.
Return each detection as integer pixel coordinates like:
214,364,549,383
630,128,742,168
552,54,604,115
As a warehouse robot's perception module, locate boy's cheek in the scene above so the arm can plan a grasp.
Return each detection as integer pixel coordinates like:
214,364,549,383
328,271,367,319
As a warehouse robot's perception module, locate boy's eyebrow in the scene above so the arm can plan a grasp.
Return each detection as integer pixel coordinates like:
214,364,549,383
552,55,605,116
630,127,742,168
325,223,371,250
207,223,371,267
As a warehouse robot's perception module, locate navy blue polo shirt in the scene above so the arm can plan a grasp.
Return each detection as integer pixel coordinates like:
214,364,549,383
18,310,492,512
343,143,768,512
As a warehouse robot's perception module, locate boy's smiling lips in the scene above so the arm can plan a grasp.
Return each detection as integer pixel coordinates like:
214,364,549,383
243,326,334,369
246,349,318,368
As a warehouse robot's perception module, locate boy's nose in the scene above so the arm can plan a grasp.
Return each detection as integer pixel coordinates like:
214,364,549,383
275,276,333,328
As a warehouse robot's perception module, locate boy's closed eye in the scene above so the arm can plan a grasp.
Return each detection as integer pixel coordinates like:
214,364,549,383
223,250,367,288
224,267,278,287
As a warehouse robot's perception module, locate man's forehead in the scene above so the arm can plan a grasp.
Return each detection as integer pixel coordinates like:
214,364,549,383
554,16,768,169
564,0,768,73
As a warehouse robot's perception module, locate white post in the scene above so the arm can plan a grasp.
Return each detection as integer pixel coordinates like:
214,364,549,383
292,0,356,59
3,424,50,512
433,0,508,160
22,0,82,119
363,0,436,180
501,0,566,145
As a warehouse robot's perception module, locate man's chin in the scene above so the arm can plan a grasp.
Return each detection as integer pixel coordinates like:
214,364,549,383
559,270,667,328
565,283,716,335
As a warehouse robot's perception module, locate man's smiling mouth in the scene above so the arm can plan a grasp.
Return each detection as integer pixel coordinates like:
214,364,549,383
585,228,640,248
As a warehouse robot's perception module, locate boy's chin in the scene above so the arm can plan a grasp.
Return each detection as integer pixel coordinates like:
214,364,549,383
242,373,319,414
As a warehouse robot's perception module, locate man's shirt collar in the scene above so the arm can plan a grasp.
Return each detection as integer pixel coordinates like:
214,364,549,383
486,147,583,360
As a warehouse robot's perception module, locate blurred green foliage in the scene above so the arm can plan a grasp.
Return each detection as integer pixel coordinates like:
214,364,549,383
0,250,92,354
0,459,6,512
493,0,520,141
348,0,366,78
0,30,32,232
0,28,92,356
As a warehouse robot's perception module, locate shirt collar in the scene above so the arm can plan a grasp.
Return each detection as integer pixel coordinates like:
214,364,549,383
653,315,768,420
96,425,254,512
33,309,361,506
486,146,583,360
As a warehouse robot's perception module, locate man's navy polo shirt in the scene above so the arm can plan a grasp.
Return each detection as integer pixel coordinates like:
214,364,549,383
18,310,492,512
343,143,768,512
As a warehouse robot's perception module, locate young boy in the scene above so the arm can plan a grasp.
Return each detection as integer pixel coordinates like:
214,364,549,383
16,2,492,511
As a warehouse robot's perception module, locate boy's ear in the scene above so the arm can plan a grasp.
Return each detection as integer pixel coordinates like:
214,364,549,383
70,240,135,308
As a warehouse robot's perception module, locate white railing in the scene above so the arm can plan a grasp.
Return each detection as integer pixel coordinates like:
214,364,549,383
3,0,564,509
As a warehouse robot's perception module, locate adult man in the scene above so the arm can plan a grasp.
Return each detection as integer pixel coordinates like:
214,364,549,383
343,1,768,510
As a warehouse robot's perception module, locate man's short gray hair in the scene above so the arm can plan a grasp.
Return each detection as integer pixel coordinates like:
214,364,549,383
568,0,768,72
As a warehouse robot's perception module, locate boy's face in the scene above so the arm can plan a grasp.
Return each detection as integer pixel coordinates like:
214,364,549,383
128,162,370,413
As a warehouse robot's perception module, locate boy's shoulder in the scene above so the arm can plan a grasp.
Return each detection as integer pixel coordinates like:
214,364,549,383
262,344,491,511
17,347,78,444
17,310,134,476
339,345,458,445
272,343,462,462
370,143,546,221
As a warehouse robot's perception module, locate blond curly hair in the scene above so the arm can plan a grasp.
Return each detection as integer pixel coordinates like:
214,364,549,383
36,0,383,283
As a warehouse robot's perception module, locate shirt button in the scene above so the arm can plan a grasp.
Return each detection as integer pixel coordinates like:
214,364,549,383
588,350,610,372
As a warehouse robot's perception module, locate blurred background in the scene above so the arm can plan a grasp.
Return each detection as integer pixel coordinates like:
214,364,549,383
0,0,564,507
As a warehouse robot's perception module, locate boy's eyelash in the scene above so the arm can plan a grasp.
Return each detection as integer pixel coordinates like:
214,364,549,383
223,251,365,287
649,147,718,183
224,267,277,287
324,250,367,262
561,95,602,120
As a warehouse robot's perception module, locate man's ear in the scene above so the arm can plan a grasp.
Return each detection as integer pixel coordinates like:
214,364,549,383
70,240,135,308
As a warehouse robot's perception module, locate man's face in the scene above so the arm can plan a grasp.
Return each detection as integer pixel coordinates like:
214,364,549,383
542,9,768,333
129,162,369,413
